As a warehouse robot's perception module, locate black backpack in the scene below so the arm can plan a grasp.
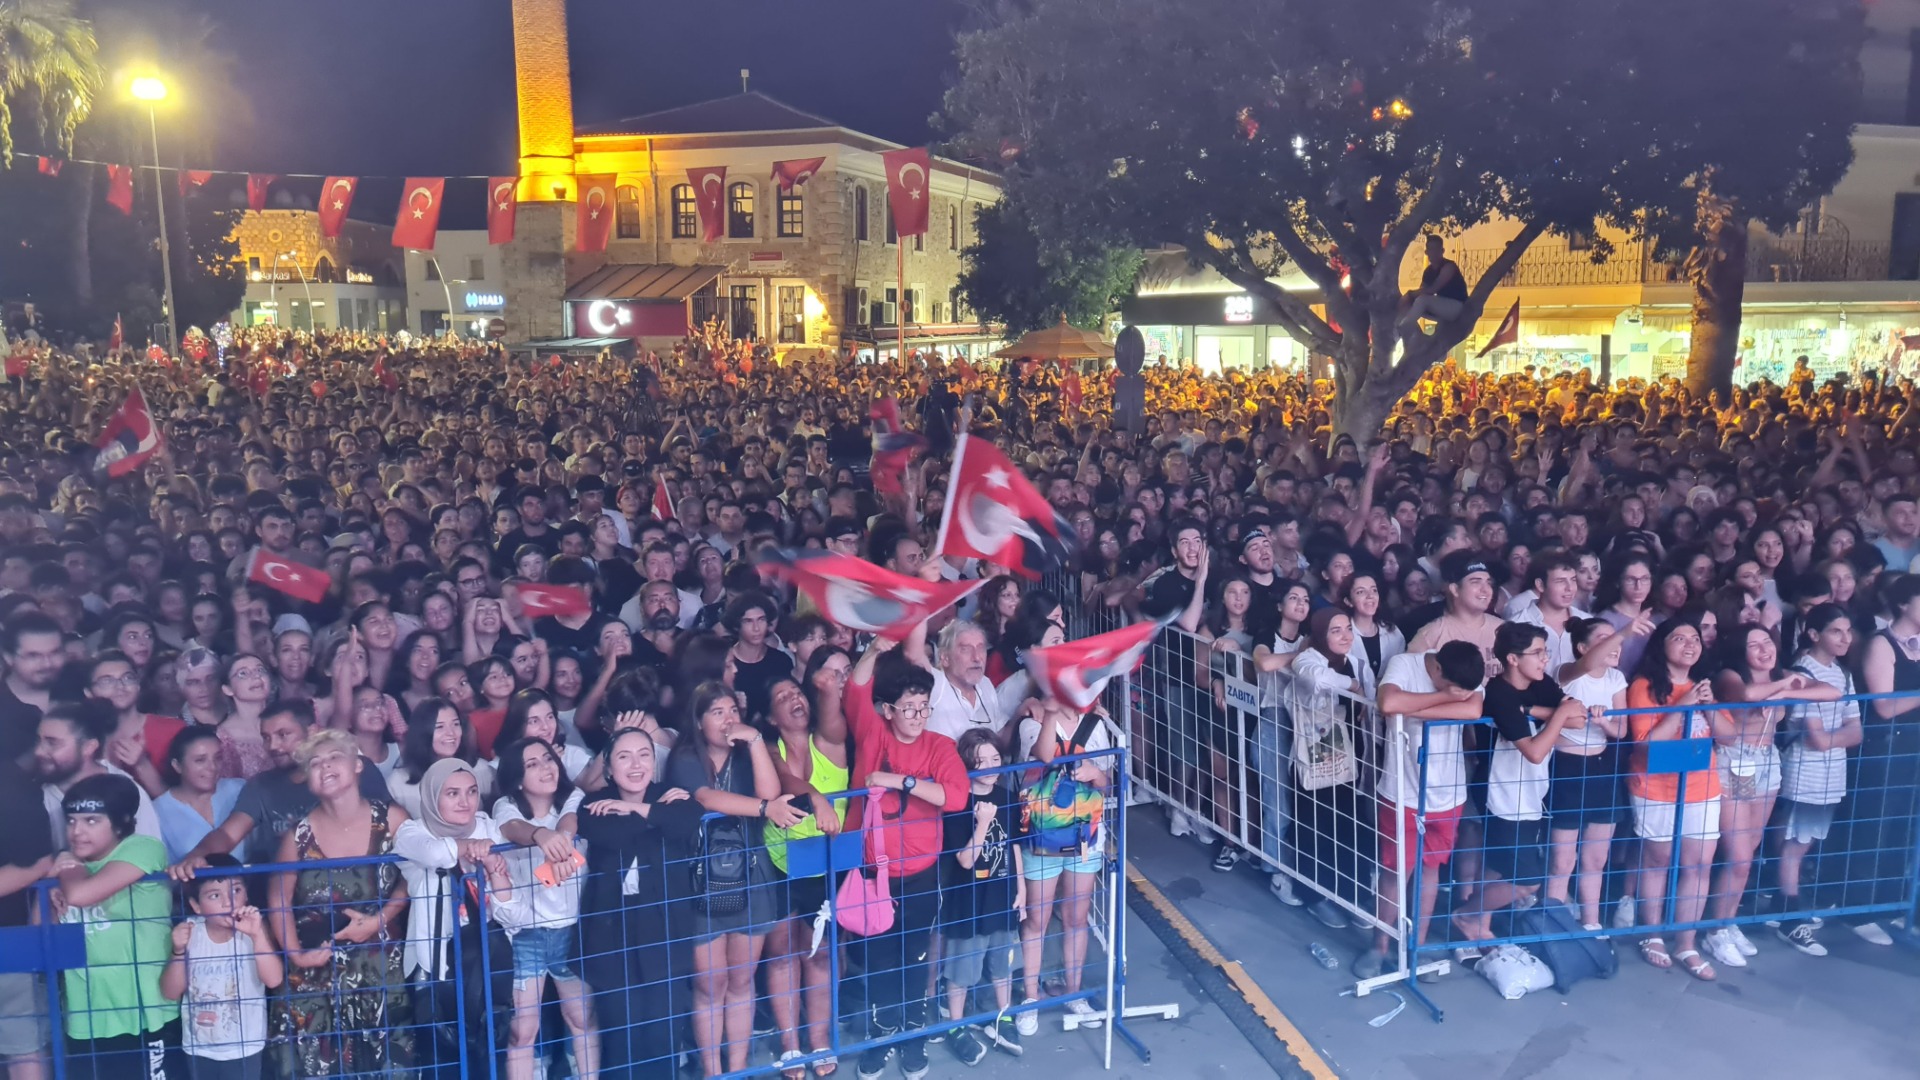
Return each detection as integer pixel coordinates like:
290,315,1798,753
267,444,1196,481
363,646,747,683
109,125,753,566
430,869,516,1052
1517,898,1617,993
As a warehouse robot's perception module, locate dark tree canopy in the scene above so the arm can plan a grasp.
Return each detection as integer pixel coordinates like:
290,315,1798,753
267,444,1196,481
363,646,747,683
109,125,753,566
959,198,1144,336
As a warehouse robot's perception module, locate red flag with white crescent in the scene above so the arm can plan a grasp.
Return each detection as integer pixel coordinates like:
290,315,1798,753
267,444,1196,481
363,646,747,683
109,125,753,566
37,157,62,176
246,173,278,212
392,177,446,250
652,479,676,521
317,177,358,238
513,582,592,619
1475,298,1521,359
105,165,134,215
108,315,123,353
869,396,926,497
934,433,1076,579
758,550,981,639
771,157,827,192
1023,620,1163,711
576,174,616,253
93,387,163,477
488,177,518,244
688,166,727,243
882,147,931,237
248,549,332,604
177,169,212,197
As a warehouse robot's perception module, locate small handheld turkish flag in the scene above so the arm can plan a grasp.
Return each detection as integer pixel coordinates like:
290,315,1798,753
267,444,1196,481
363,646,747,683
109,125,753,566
317,177,358,238
576,174,616,253
882,147,931,237
869,397,926,497
246,173,278,212
488,177,518,245
934,433,1076,580
759,551,981,639
248,549,332,605
1022,619,1164,712
1475,298,1521,359
392,177,446,250
513,583,592,619
108,315,123,354
105,165,134,215
94,388,162,477
771,157,826,192
688,166,727,243
652,479,676,521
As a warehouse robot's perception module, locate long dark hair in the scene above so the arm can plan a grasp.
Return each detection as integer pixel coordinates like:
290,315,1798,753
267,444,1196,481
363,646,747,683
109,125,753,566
385,629,441,699
1633,615,1704,702
400,696,476,784
668,679,741,786
494,735,575,820
496,687,558,750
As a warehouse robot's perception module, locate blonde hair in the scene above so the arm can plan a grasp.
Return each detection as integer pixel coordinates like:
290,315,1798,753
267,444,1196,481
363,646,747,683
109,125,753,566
293,727,358,768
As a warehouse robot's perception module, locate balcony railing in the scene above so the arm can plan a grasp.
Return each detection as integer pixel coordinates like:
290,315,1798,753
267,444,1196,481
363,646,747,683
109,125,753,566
690,295,758,340
1425,235,1895,291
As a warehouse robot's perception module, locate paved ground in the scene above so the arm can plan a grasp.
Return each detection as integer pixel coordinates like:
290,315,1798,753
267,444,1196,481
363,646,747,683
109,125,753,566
1125,806,1920,1080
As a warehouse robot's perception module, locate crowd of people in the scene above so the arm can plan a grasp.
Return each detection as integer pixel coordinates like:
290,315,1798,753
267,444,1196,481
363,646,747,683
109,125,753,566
0,321,1915,1080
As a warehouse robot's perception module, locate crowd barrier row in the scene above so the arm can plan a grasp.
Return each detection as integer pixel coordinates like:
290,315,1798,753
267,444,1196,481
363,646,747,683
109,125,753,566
7,747,1140,1080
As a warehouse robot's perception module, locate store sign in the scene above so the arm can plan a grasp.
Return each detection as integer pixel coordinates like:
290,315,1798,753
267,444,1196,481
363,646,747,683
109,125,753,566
1224,295,1255,324
345,269,375,284
465,291,506,310
569,299,689,340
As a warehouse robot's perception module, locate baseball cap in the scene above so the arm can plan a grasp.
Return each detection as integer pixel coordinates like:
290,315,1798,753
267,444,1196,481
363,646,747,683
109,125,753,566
272,613,313,638
825,516,862,541
1439,550,1493,586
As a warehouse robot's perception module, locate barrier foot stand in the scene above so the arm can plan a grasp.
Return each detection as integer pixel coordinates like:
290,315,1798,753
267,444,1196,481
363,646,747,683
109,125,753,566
1064,1002,1182,1033
1402,950,1447,1022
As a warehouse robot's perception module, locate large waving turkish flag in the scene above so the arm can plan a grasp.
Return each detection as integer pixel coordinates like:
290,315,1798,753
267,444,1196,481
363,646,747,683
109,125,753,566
576,174,616,253
391,177,446,249
688,166,727,243
882,147,931,237
317,177,358,239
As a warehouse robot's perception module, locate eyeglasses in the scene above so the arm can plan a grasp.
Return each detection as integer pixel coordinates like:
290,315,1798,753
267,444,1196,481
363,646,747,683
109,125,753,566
887,702,933,719
90,673,139,689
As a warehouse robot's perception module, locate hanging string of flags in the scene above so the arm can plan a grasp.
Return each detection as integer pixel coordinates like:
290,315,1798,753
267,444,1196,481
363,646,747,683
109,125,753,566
15,147,933,252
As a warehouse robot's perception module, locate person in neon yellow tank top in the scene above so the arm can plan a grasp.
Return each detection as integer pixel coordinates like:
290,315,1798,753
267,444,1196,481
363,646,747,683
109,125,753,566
763,651,851,1079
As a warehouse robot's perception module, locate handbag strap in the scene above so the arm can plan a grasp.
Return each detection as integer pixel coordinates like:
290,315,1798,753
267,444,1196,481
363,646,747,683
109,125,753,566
863,786,890,883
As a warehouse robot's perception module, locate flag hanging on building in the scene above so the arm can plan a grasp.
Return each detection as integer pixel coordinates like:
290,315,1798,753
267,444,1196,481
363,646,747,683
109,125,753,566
869,396,926,497
177,169,212,197
392,177,446,249
247,549,331,604
771,157,827,191
882,147,932,237
576,174,616,253
1023,619,1163,711
688,166,727,243
1475,298,1521,358
105,165,134,215
488,177,518,245
246,173,278,212
934,433,1076,579
316,177,358,238
36,157,62,177
93,387,162,477
759,550,981,639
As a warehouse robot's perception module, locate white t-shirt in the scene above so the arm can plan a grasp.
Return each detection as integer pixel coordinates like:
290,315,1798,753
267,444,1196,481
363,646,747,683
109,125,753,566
1558,669,1626,753
1375,652,1469,813
493,788,586,929
927,669,1007,744
1508,601,1588,674
179,919,268,1061
1782,656,1857,806
489,743,592,784
387,759,497,821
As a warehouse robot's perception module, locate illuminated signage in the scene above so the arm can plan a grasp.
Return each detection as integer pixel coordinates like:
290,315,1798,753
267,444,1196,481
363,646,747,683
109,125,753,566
464,291,505,309
585,299,633,335
346,269,374,284
1223,295,1255,323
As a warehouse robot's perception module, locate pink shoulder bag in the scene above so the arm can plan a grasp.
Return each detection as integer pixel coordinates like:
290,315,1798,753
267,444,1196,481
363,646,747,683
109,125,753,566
833,787,895,936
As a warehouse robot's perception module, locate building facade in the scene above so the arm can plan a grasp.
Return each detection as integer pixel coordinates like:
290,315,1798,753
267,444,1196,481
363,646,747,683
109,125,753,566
401,232,506,337
227,210,408,333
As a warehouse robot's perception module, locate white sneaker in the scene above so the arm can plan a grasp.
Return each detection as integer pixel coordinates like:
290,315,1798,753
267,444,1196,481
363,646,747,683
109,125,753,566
1014,998,1040,1037
1726,923,1758,957
1269,873,1303,907
1065,998,1102,1027
1610,896,1636,930
1852,921,1895,946
1705,929,1747,968
1168,810,1193,838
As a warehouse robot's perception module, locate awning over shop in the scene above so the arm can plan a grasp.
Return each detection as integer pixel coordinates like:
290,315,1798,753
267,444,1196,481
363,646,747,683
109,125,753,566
566,264,726,302
847,323,1003,350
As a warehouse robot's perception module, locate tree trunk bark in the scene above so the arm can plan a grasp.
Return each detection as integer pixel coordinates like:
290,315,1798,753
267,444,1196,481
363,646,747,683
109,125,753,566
1330,338,1400,440
1684,188,1747,400
66,164,94,304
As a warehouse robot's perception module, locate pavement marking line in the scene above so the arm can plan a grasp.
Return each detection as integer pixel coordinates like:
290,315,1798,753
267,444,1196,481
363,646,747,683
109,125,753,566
1127,863,1340,1080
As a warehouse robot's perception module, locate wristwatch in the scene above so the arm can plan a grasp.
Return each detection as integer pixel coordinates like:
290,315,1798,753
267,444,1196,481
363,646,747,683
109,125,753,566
901,775,918,794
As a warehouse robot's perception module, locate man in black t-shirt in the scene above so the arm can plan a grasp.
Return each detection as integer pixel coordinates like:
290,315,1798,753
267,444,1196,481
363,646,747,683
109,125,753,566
0,613,62,768
494,486,561,572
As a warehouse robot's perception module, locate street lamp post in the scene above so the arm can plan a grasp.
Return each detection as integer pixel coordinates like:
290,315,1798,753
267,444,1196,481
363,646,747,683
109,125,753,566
129,76,176,354
285,251,315,328
420,254,462,337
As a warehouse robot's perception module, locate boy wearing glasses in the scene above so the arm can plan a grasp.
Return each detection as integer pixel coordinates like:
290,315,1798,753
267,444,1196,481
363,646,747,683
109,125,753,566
1452,622,1586,943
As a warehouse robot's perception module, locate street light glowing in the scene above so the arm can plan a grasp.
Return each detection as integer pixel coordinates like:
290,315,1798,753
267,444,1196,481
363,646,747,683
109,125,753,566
129,76,168,102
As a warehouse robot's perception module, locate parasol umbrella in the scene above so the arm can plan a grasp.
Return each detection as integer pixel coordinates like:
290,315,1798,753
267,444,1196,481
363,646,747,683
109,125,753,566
992,316,1115,362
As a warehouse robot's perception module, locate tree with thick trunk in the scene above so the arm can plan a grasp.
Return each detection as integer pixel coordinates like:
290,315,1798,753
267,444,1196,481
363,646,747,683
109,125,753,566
1684,185,1749,401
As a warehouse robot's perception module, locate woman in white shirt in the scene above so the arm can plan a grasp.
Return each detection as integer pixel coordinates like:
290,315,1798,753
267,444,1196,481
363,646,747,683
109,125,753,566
1775,604,1860,956
1286,609,1376,930
490,688,594,784
388,697,495,821
1547,617,1633,929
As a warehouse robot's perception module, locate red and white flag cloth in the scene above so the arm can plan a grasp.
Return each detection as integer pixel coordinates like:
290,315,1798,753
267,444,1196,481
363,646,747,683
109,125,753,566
513,583,592,618
392,177,446,249
1475,298,1521,359
870,396,926,497
1023,619,1164,712
317,177,358,238
108,315,123,354
576,174,616,253
688,166,727,243
488,177,518,244
246,173,278,212
771,157,826,191
882,147,931,236
934,433,1075,579
248,549,331,604
94,387,162,477
759,551,981,639
36,156,62,176
177,170,212,197
105,165,134,215
652,479,676,521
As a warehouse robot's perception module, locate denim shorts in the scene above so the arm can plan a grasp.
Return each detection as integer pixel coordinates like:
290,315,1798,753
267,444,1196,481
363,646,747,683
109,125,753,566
511,925,580,984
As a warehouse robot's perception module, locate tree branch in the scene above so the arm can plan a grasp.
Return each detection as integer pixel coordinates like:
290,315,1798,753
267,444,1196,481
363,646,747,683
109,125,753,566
1466,219,1547,308
1262,207,1359,333
1202,244,1340,353
1382,156,1456,263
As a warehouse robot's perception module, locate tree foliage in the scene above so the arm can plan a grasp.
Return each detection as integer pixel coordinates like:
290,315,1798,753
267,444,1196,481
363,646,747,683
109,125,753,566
944,0,1862,434
0,0,99,164
959,198,1143,336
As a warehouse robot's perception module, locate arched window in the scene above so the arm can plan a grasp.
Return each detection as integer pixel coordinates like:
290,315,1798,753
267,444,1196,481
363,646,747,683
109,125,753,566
671,184,697,239
615,185,643,239
777,188,804,238
314,255,335,284
854,185,869,242
728,182,755,239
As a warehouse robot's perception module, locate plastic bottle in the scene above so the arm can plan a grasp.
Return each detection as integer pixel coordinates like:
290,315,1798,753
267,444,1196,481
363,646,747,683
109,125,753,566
1308,943,1339,969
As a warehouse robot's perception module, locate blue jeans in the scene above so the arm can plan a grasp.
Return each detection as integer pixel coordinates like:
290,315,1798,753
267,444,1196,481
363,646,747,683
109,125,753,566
1257,707,1292,873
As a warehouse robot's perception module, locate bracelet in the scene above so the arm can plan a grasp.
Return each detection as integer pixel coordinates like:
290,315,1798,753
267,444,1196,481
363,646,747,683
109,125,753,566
758,798,769,818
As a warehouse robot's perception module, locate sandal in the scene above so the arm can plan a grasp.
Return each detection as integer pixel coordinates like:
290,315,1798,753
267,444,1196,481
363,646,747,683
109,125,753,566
778,1050,808,1080
1639,936,1672,969
1675,949,1716,982
810,1048,838,1078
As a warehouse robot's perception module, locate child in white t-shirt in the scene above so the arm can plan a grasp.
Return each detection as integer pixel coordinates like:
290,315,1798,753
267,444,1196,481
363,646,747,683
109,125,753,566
160,855,284,1080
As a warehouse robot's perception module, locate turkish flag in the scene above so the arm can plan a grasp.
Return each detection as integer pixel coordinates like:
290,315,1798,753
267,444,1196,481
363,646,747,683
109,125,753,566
108,315,123,353
1023,619,1163,711
1064,371,1084,406
392,177,446,249
771,157,826,192
1475,298,1521,359
1901,334,1920,352
372,354,398,392
317,177,358,238
488,176,518,244
688,166,727,243
248,549,331,604
869,396,926,497
652,479,676,521
177,169,212,197
246,173,277,211
576,174,616,253
759,551,981,639
105,165,134,215
934,433,1075,579
882,147,931,237
514,582,592,619
36,157,62,176
5,355,26,379
93,387,163,477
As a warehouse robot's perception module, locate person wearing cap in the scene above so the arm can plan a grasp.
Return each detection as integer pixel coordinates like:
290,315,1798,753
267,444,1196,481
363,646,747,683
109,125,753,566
1408,551,1505,671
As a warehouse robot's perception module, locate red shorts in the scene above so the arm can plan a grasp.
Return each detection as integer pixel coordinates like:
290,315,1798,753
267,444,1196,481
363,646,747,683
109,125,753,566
1378,801,1461,871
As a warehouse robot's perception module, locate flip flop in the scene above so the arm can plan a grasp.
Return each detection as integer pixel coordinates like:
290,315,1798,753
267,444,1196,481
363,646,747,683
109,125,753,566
1639,936,1672,969
1675,949,1716,982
